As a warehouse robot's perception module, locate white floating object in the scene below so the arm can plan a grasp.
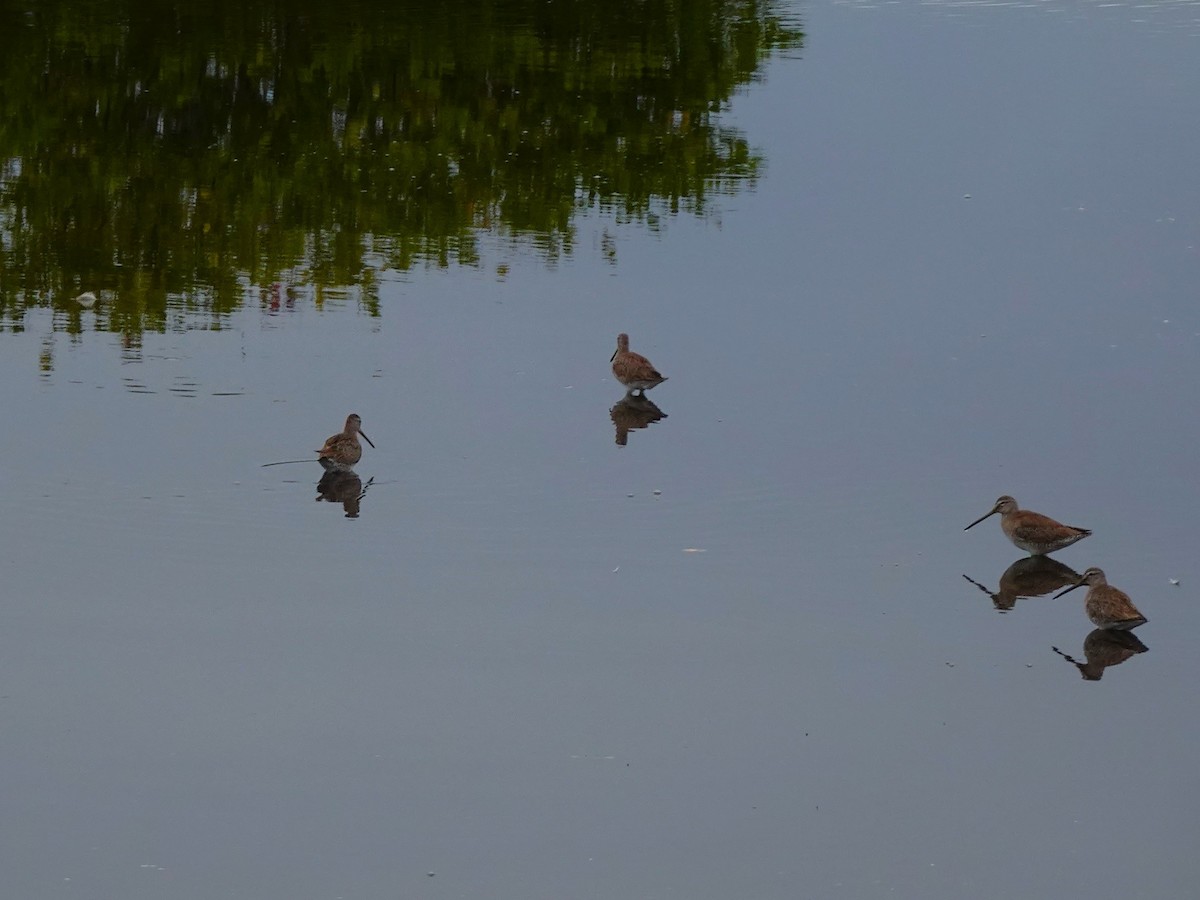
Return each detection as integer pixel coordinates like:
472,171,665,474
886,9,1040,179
652,489,662,495
75,291,98,308
1169,578,1180,586
682,548,706,553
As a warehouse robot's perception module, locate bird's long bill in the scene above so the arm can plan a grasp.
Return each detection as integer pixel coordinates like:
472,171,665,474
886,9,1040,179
963,509,998,531
610,349,618,363
359,431,376,448
1052,581,1085,600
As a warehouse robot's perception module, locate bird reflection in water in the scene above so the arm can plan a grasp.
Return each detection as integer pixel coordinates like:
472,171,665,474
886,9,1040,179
316,470,373,518
1053,629,1148,681
609,394,667,446
963,556,1081,612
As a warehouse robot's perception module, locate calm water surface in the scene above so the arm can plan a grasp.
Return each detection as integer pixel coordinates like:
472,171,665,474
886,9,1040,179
2,1,1199,898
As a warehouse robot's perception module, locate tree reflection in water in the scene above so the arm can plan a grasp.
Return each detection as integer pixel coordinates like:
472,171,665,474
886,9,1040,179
0,0,803,350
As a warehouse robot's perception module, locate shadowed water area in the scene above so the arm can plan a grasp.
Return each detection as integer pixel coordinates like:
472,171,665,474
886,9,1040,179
2,0,1199,897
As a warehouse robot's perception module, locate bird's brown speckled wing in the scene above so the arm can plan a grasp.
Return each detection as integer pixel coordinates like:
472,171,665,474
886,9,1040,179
613,351,663,383
1008,512,1087,545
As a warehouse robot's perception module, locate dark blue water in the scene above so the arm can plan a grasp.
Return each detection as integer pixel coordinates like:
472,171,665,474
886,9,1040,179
2,1,1198,897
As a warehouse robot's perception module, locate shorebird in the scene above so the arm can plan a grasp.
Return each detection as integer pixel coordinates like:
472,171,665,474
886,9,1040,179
316,413,374,470
964,495,1091,556
1053,567,1148,630
611,333,667,396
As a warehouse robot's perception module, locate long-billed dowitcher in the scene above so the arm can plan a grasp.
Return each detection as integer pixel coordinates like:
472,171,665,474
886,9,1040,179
1053,567,1147,630
964,495,1091,556
611,333,667,395
316,413,375,470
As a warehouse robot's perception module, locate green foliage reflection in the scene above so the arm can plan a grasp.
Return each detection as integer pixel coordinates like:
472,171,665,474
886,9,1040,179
0,0,803,336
